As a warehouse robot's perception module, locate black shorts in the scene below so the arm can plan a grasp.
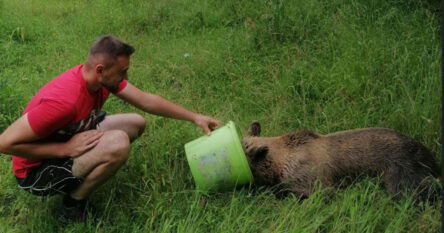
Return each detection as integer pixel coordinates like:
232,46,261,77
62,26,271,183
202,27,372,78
16,158,83,196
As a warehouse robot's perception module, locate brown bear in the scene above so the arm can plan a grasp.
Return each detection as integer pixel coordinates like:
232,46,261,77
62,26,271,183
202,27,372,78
241,121,440,202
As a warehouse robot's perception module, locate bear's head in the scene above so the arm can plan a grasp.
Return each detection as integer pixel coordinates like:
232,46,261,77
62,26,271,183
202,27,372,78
241,121,280,185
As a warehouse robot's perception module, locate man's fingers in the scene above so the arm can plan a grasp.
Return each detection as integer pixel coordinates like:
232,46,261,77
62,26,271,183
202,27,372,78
77,139,100,156
89,132,104,141
81,130,103,137
204,127,211,136
84,131,104,142
210,121,220,130
85,139,100,150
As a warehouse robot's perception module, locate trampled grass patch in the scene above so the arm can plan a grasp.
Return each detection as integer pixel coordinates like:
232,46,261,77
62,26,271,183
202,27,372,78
0,0,440,232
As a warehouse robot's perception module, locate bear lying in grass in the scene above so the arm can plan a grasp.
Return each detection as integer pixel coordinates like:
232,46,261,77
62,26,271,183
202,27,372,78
241,121,440,203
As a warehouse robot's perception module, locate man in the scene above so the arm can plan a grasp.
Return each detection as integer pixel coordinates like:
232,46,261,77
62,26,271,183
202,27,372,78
0,35,220,222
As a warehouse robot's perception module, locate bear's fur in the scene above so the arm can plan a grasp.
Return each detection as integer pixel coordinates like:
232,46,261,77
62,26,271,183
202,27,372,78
242,121,440,202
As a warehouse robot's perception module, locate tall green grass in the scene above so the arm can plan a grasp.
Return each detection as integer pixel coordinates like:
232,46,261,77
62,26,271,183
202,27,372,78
0,0,440,232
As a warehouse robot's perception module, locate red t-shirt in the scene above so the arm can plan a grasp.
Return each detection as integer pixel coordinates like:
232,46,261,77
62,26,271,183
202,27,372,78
12,64,128,178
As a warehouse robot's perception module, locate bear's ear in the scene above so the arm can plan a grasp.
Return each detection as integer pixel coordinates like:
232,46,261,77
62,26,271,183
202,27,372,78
250,145,269,162
248,121,261,137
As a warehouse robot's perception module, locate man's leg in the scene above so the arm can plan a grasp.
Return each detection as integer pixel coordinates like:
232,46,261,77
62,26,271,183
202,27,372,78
69,113,146,200
69,130,130,199
57,113,146,223
57,129,131,223
97,113,146,142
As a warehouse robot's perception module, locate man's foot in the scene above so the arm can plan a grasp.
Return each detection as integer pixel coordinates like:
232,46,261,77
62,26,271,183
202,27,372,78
56,195,96,224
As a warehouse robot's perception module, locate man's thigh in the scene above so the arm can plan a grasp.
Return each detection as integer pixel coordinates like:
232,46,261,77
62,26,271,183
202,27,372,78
97,113,146,141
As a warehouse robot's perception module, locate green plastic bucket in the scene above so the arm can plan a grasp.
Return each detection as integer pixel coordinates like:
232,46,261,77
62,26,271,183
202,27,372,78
184,121,254,192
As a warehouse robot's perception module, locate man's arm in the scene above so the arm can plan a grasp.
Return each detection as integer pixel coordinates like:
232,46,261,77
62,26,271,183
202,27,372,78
0,114,103,159
116,83,219,135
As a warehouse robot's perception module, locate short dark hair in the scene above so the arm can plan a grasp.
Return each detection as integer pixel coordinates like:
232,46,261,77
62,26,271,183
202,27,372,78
89,35,135,66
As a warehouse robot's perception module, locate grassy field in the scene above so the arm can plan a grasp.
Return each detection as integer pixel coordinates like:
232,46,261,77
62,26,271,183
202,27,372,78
0,0,441,232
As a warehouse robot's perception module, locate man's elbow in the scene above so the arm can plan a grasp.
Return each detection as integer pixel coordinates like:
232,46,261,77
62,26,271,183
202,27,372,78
0,135,12,155
0,139,6,154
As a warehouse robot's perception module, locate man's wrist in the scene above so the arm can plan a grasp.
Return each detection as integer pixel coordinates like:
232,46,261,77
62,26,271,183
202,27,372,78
59,144,70,158
192,113,203,123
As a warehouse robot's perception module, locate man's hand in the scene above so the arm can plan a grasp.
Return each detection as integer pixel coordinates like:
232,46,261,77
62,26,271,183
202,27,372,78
193,114,220,135
64,130,104,158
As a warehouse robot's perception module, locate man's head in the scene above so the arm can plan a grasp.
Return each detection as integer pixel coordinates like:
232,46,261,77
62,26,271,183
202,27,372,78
86,35,135,92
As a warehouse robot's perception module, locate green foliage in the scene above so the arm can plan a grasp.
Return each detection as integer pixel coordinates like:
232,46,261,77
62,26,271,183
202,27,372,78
0,0,440,232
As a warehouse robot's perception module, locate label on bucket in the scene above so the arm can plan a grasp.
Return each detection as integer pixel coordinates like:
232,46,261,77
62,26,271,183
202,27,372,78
195,148,232,188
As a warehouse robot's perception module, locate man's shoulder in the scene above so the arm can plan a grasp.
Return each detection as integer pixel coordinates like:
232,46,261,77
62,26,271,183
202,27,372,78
53,64,84,86
38,65,85,101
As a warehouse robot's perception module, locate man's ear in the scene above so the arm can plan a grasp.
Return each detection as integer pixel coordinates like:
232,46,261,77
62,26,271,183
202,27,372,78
250,145,268,162
95,64,104,75
248,121,261,137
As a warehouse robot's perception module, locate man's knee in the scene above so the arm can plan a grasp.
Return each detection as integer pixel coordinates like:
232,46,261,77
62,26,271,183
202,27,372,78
129,113,146,136
102,130,131,163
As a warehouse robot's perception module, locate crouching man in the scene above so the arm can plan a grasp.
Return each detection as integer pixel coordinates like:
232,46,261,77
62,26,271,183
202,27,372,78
0,35,219,223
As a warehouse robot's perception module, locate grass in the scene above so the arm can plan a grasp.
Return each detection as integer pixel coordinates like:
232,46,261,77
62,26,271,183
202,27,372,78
0,0,441,232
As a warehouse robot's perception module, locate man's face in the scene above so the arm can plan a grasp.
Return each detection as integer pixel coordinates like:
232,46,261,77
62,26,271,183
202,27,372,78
100,55,130,92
